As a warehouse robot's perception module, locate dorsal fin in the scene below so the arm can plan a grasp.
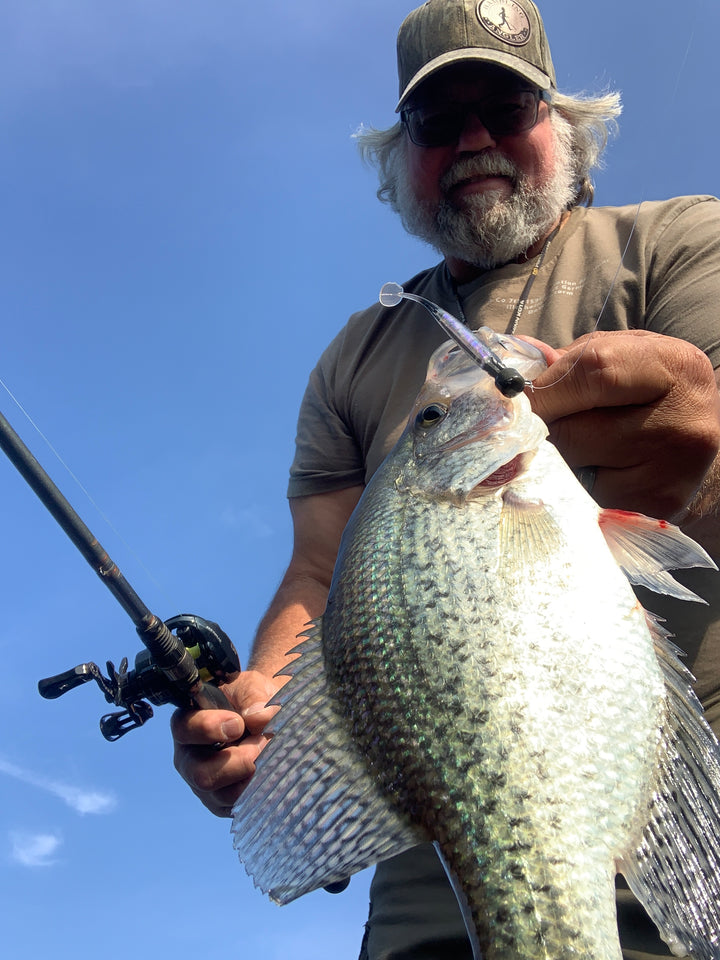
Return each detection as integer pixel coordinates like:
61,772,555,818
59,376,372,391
618,613,720,958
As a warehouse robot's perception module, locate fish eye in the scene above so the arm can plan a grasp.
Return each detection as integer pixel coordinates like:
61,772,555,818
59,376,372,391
415,402,448,429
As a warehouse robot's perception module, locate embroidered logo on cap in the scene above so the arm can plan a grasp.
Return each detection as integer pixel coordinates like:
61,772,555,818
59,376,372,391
477,0,531,47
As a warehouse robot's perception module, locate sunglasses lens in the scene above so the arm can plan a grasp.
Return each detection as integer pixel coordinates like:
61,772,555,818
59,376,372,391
404,91,540,147
405,110,463,147
484,91,539,136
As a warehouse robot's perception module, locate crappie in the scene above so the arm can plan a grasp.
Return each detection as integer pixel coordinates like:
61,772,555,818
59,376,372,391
232,338,720,960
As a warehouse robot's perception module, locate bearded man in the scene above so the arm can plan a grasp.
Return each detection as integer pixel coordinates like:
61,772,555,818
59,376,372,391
172,2,720,958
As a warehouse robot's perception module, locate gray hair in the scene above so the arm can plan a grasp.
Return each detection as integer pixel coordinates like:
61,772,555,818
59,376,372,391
355,89,622,209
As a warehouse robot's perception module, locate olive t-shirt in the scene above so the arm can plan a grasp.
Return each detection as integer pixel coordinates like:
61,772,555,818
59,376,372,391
289,196,720,713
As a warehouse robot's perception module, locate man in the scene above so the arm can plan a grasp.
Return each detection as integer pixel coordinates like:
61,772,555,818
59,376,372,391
172,1,720,957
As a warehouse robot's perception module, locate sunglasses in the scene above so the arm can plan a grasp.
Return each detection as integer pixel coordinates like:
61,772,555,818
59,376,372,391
401,89,547,148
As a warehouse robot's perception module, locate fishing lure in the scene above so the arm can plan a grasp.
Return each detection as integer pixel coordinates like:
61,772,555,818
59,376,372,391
379,282,528,397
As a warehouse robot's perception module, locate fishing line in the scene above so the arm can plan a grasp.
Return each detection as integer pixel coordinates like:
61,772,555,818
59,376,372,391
0,374,171,603
379,202,642,398
528,200,643,393
528,0,700,394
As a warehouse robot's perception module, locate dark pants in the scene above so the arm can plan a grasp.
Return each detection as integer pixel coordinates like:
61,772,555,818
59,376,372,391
358,844,672,960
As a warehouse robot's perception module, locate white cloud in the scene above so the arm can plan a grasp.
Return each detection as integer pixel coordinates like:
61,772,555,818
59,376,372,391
48,784,116,815
10,831,62,867
0,757,117,815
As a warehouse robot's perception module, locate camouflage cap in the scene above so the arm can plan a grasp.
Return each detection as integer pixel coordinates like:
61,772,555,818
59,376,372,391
396,0,556,111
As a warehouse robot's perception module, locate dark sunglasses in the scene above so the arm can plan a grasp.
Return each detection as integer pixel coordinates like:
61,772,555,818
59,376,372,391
401,89,548,148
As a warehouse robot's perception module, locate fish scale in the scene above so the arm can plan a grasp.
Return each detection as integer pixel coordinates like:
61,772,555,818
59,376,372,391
232,340,720,959
326,446,659,959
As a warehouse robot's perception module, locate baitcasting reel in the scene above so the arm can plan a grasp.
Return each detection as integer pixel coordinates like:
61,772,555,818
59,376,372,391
38,614,240,741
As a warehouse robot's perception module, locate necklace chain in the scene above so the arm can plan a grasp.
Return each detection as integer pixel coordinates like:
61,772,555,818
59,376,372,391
453,222,560,336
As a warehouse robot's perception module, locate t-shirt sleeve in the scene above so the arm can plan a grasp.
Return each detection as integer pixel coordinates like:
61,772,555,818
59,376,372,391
644,196,720,368
287,334,366,499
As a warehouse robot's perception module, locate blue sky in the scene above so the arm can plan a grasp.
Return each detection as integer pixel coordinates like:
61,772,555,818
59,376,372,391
0,1,717,956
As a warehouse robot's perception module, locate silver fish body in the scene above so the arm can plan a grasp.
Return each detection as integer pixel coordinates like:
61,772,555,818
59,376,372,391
232,341,720,960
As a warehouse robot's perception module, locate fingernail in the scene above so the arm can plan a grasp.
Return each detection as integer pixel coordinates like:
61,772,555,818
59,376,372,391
220,718,243,740
242,701,269,717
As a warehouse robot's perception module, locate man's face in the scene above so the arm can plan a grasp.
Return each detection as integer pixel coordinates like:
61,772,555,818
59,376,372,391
403,64,556,209
395,63,576,275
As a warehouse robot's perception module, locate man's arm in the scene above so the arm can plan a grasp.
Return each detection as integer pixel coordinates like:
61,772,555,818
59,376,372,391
247,485,365,676
170,484,363,817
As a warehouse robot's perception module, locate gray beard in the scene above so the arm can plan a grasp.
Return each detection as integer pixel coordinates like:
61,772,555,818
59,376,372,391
394,117,577,269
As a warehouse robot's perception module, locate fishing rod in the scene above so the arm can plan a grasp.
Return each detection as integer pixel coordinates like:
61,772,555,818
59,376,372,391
2,407,352,894
0,407,241,740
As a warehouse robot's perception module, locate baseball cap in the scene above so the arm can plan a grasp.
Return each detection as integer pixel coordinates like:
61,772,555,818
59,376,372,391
396,0,556,111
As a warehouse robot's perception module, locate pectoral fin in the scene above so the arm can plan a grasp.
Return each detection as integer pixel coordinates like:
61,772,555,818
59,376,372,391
231,620,425,904
598,509,717,601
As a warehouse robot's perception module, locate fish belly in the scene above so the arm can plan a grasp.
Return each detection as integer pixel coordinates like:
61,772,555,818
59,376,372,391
324,484,664,960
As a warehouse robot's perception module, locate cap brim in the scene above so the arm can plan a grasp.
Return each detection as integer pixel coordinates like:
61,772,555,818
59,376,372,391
396,49,554,112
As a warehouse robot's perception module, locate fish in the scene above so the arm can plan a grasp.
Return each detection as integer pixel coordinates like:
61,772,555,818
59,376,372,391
231,333,720,960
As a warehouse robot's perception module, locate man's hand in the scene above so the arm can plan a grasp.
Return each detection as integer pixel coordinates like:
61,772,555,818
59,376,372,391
171,487,363,818
171,669,283,818
525,330,720,520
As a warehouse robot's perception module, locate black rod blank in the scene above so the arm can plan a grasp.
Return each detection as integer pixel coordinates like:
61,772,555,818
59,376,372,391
0,408,154,626
0,407,229,706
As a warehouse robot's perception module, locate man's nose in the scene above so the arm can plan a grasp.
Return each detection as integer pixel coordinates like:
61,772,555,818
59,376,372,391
456,111,497,152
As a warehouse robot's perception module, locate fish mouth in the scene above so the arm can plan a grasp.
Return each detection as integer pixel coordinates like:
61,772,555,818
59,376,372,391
468,454,526,495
